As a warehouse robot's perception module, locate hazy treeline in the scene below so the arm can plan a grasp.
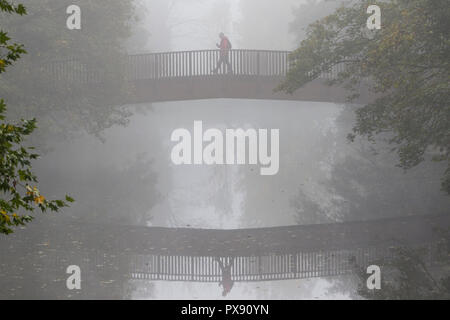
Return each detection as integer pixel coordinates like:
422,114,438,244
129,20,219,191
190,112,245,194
0,0,138,145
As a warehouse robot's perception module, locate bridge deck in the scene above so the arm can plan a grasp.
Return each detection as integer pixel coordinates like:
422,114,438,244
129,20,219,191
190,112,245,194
45,49,374,103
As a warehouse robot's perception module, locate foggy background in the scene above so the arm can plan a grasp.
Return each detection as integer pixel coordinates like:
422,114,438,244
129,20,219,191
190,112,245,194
0,0,448,300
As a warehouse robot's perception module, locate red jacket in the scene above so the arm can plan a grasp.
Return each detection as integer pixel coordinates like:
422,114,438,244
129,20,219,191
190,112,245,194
218,37,232,56
219,37,231,50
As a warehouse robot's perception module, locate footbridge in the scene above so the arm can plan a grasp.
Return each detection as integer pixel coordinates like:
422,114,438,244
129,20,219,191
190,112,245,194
47,49,374,104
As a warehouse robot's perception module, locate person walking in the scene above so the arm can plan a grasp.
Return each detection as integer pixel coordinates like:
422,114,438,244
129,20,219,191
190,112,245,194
215,257,234,296
212,32,232,74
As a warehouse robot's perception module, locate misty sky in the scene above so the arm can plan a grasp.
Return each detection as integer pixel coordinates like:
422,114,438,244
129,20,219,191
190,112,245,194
134,0,302,52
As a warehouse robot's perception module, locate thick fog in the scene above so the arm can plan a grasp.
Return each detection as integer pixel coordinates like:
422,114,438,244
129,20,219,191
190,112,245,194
0,0,448,300
129,0,339,51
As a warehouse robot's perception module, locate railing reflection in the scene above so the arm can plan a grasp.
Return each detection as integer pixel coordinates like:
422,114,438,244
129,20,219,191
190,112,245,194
0,214,447,298
129,246,397,283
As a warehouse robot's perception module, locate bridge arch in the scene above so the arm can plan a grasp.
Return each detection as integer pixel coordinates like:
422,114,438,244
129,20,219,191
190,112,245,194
48,49,373,104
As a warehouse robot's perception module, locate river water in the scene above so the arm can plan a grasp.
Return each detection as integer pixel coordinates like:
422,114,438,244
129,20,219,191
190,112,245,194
27,98,354,299
42,99,343,228
5,98,447,299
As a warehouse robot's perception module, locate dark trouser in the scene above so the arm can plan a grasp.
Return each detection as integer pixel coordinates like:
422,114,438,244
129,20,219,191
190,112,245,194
213,54,232,74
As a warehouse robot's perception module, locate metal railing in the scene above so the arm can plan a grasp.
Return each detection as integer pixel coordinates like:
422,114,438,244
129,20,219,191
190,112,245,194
45,49,347,83
126,49,290,79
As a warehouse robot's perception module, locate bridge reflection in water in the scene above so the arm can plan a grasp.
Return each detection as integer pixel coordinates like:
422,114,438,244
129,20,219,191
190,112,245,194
0,214,447,298
124,214,446,283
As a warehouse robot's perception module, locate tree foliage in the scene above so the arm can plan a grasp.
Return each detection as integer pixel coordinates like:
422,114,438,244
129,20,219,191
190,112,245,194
279,0,450,193
0,0,138,144
289,0,348,44
0,0,26,72
0,1,73,235
353,233,450,299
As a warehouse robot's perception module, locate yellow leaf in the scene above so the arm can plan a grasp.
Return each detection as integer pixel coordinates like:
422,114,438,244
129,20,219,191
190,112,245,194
2,214,10,223
34,195,45,204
